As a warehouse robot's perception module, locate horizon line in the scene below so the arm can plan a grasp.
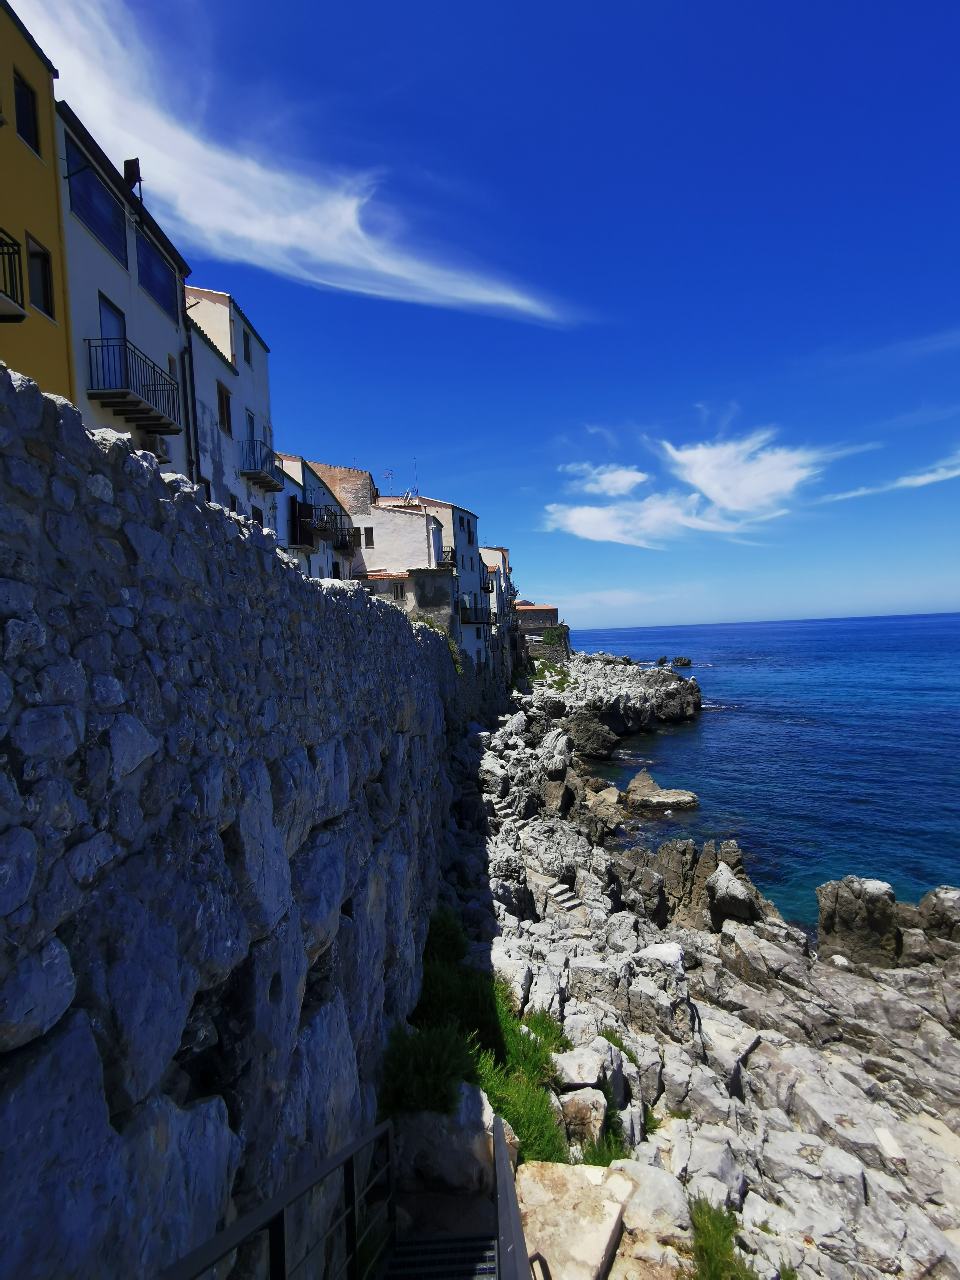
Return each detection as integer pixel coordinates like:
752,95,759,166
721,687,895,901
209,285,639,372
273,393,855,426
569,608,960,634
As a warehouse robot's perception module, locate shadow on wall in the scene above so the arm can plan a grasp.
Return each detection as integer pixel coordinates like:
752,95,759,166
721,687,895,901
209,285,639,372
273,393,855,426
0,366,507,1276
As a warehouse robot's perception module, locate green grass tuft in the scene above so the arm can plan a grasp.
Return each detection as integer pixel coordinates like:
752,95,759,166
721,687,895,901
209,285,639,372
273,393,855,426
580,1079,630,1166
378,1023,477,1117
680,1197,762,1280
523,1007,573,1053
475,1049,570,1164
599,1027,640,1069
643,1104,662,1135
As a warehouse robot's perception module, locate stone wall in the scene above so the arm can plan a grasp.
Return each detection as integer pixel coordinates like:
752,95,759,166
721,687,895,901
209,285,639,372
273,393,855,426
0,366,494,1276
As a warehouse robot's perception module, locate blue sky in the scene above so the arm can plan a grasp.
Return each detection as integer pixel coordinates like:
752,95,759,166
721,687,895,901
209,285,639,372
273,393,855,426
22,0,960,625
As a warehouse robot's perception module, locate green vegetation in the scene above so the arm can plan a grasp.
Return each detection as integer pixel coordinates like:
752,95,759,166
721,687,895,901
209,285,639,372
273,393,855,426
599,1027,640,1069
533,659,569,691
540,625,568,648
680,1197,762,1280
410,613,463,674
643,1105,662,1135
580,1079,630,1166
379,1023,477,1116
668,1106,692,1120
379,910,571,1163
778,1262,798,1280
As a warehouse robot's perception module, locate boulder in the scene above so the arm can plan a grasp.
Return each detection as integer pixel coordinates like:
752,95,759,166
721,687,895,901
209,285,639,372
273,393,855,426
706,861,758,927
816,875,899,967
516,1162,626,1280
565,709,621,759
560,1086,608,1143
393,1084,517,1195
625,770,698,812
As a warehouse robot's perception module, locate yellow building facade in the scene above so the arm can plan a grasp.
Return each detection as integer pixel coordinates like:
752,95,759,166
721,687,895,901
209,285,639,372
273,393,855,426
0,0,74,399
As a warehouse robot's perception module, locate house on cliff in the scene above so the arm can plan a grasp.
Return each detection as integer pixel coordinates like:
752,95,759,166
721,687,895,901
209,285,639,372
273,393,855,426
54,102,192,468
276,454,354,580
184,287,285,523
378,493,491,670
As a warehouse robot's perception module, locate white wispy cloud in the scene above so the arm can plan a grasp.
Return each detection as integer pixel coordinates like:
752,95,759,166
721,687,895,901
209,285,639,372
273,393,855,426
560,462,649,496
584,424,619,449
543,493,757,549
660,429,835,513
20,0,558,319
820,449,960,503
837,327,960,365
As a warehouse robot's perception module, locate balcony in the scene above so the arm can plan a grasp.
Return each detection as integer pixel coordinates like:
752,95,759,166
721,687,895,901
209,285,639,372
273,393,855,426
439,546,457,567
481,578,494,593
86,337,181,433
0,229,25,322
237,438,285,492
459,602,491,626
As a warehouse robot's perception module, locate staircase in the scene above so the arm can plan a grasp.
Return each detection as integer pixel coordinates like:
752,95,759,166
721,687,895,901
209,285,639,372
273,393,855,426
385,1234,498,1278
546,881,581,914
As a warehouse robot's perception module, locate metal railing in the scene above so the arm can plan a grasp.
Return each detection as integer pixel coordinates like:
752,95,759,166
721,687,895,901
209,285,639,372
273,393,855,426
86,337,181,426
482,578,494,594
237,438,285,490
310,504,353,550
460,602,492,625
163,1121,396,1280
440,546,457,566
494,1117,538,1280
0,229,24,313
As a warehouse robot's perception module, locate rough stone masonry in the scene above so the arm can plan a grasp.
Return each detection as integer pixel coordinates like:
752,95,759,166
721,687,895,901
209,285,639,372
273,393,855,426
0,366,502,1277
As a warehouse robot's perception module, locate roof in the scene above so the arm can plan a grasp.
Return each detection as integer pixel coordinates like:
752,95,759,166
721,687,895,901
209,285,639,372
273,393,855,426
57,102,191,277
516,603,558,611
2,1,58,75
185,286,271,354
380,494,478,519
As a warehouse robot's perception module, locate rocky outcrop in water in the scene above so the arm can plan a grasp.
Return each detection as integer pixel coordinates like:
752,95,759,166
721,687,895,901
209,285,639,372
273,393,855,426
439,668,960,1279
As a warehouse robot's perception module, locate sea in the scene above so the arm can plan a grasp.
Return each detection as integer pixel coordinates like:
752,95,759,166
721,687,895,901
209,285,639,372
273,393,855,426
569,612,960,930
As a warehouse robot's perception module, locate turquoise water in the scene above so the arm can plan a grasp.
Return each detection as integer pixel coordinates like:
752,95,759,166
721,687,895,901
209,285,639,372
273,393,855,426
570,613,960,928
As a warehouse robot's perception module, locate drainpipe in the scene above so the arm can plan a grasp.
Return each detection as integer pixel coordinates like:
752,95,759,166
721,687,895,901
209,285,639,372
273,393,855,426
182,323,202,485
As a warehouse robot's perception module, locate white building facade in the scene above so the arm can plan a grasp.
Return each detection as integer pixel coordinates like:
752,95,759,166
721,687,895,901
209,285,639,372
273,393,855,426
277,455,354,580
185,286,284,523
57,103,192,468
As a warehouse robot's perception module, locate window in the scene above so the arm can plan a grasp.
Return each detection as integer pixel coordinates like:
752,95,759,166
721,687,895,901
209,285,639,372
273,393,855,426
201,478,212,503
229,494,238,513
251,505,264,527
475,628,481,640
245,410,255,439
459,514,465,530
65,136,128,266
168,355,177,381
364,526,374,548
216,382,232,435
352,528,362,548
14,71,40,153
331,562,341,579
392,582,404,602
471,556,474,571
242,328,251,364
467,522,475,546
26,237,54,317
136,231,178,319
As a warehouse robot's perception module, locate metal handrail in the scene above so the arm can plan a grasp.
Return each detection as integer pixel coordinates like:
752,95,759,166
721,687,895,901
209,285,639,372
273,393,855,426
86,337,181,425
494,1117,535,1280
238,437,283,483
460,602,492,625
162,1120,396,1280
0,228,24,310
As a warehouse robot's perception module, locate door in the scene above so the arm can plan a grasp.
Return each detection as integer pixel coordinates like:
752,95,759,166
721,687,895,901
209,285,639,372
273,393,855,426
98,293,126,388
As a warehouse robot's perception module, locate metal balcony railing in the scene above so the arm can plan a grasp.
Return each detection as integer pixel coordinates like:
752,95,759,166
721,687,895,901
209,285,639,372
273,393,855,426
237,438,285,491
309,504,352,548
439,545,457,567
482,578,494,593
86,337,181,433
0,229,25,321
460,601,492,626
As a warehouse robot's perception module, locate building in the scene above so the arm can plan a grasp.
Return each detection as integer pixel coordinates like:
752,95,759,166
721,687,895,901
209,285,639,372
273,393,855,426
184,286,284,522
55,102,192,468
0,1,74,398
277,454,353,580
378,494,490,669
311,468,464,644
515,601,560,638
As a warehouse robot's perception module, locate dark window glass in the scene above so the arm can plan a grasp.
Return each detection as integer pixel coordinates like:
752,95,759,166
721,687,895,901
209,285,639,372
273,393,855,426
217,382,232,434
201,478,212,503
229,494,238,513
243,329,251,363
14,72,40,153
459,514,465,529
364,526,374,548
352,528,361,548
136,231,178,319
393,582,404,601
331,562,341,579
26,237,53,316
66,135,127,265
252,505,263,527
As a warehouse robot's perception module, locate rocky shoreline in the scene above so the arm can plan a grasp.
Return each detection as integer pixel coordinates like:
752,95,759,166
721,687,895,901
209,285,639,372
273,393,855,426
439,652,960,1278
